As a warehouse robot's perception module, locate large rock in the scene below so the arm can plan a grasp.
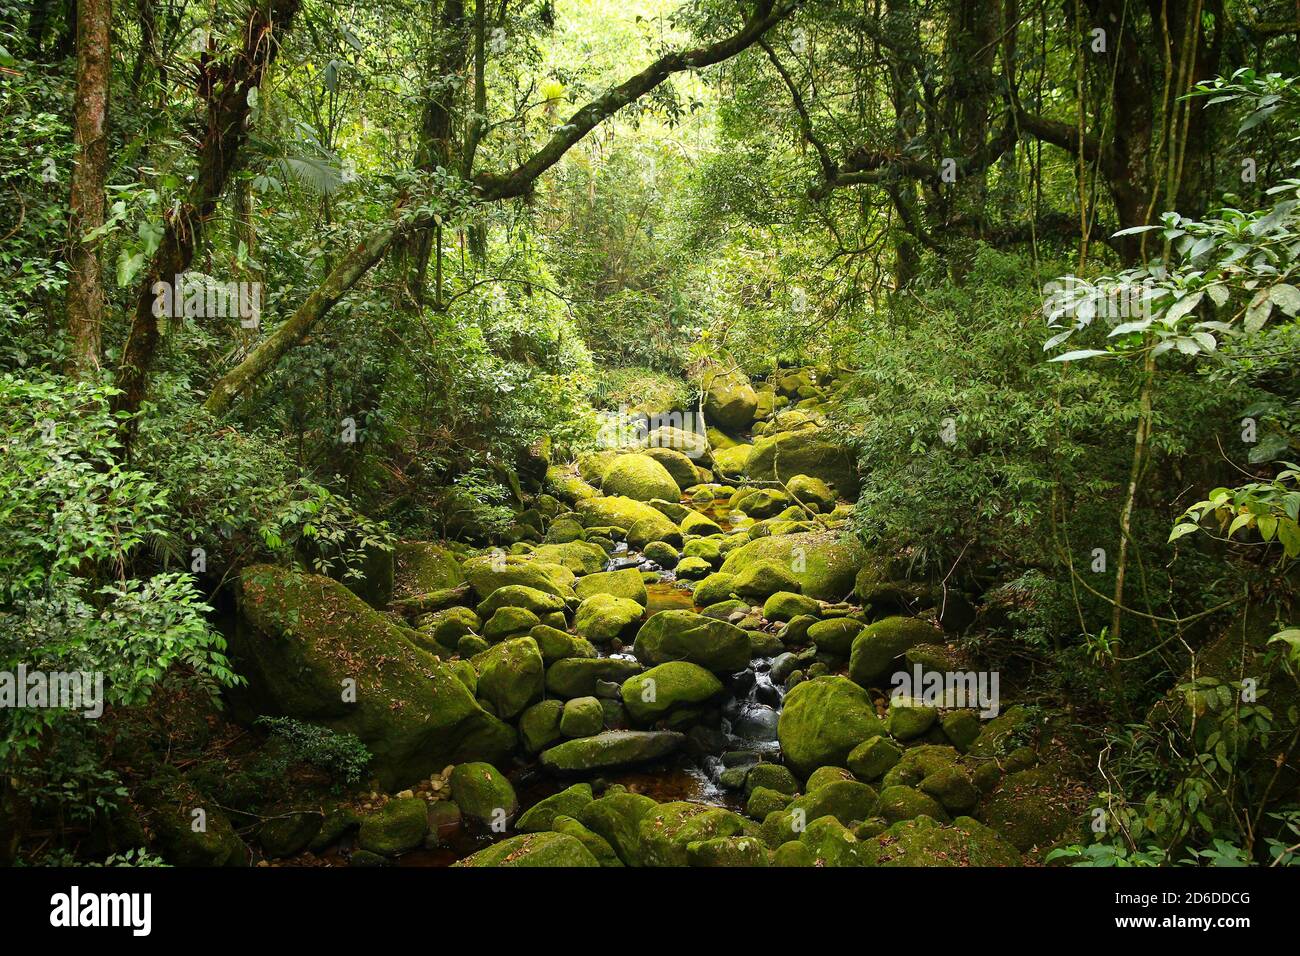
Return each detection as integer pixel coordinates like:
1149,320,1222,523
574,567,648,607
455,831,599,867
545,657,643,698
545,466,600,504
646,426,712,466
476,584,566,619
233,566,513,789
357,797,429,855
621,662,723,723
848,616,941,687
777,676,886,778
539,730,685,771
578,790,658,866
637,801,748,867
516,783,594,832
643,447,701,490
393,541,464,598
719,531,865,602
702,366,759,432
471,637,544,719
745,429,858,500
449,761,518,823
530,541,608,576
857,816,1021,867
461,554,575,600
573,594,644,644
577,496,681,545
633,610,752,673
601,453,681,502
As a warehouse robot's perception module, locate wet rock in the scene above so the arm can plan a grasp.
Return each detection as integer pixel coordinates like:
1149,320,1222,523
560,696,605,738
539,730,686,771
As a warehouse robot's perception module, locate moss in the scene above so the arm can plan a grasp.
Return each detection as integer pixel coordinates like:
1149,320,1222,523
482,606,541,641
519,699,565,753
234,566,513,790
633,609,752,673
763,591,820,622
471,637,544,719
693,572,737,606
745,429,858,501
848,616,942,687
847,735,902,782
394,541,465,598
981,767,1080,852
358,797,429,856
529,624,597,664
719,531,865,601
638,801,748,867
732,559,802,601
806,617,862,656
560,696,605,737
772,840,815,867
550,814,625,866
876,785,949,824
573,593,644,644
776,675,887,778
417,606,480,650
545,466,600,504
456,831,600,867
887,698,939,740
687,835,770,867
806,766,856,791
578,790,659,866
462,554,576,601
621,661,723,723
940,709,983,751
918,765,979,814
745,763,799,796
798,816,866,866
449,762,518,824
476,584,567,619
857,815,1021,867
574,567,648,606
545,657,643,698
539,730,685,772
516,783,594,832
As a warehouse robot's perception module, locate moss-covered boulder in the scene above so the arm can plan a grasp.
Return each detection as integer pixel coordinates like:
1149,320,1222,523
549,814,625,866
763,591,820,622
719,531,865,602
601,453,681,503
887,697,939,740
633,610,752,673
642,447,700,491
806,765,856,792
776,675,886,778
573,593,644,644
847,735,902,782
545,657,643,698
471,637,544,719
357,797,429,856
516,783,594,833
475,585,566,620
520,699,565,753
560,696,605,738
529,624,597,664
797,817,866,866
578,790,658,866
539,730,685,772
966,705,1034,758
692,572,737,606
711,444,753,479
545,466,600,505
981,767,1079,851
680,511,723,538
393,541,465,599
233,566,513,789
574,567,648,606
772,840,815,867
416,605,480,650
702,366,759,433
687,835,770,867
732,559,802,601
746,763,799,796
674,556,713,580
917,765,979,814
530,540,607,576
638,801,748,867
577,496,680,543
746,786,794,819
482,606,541,641
848,616,942,687
621,661,723,723
745,429,858,500
806,617,863,656
462,554,576,601
450,762,517,824
787,475,835,510
456,831,599,867
858,815,1021,867
941,709,983,751
876,785,949,824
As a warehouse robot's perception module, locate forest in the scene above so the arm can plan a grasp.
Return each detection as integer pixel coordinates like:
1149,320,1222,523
0,0,1298,875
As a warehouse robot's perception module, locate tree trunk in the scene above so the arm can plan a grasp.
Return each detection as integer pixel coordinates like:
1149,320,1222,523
65,0,111,378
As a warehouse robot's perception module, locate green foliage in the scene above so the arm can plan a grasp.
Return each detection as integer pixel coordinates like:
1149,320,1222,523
255,716,372,785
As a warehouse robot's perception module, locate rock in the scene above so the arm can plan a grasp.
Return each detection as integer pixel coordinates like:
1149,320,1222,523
633,610,752,673
941,709,983,751
628,517,683,550
529,624,597,664
573,593,644,644
450,762,517,824
539,730,685,771
887,697,939,740
719,532,865,601
847,735,902,781
394,541,465,598
642,447,700,490
736,489,790,519
763,591,820,622
309,807,361,852
681,510,723,536
848,616,942,687
779,614,819,646
348,849,388,867
233,566,513,790
482,606,541,641
789,780,878,828
772,840,815,867
857,816,1021,867
577,449,624,484
806,766,856,791
687,835,770,867
550,814,625,866
711,444,752,480
471,637,544,719
601,453,681,502
258,810,323,858
745,429,858,500
701,599,749,620
749,631,783,657
880,744,961,789
530,540,607,575
457,633,490,657
560,696,605,737
643,541,680,569
787,475,835,510
918,765,979,814
745,763,799,796
638,801,748,867
545,657,643,698
578,496,679,541
462,554,575,601
545,466,600,504
578,790,658,866
702,366,759,432
516,783,594,832
732,559,802,601
542,516,586,544
746,786,794,820
674,556,713,580
143,775,247,866
777,676,886,778
621,662,723,723
519,700,565,753
456,831,599,867
574,567,648,607
417,606,480,650
875,785,949,824
981,767,1079,851
966,705,1034,758
806,617,862,656
358,797,429,855
692,572,737,606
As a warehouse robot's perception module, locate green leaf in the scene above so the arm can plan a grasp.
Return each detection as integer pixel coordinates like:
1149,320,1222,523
1168,522,1200,543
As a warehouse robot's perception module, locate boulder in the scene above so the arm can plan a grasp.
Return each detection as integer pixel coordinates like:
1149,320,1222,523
857,816,1020,867
642,447,701,490
601,453,681,502
621,662,723,723
471,637,544,719
573,594,644,644
529,624,597,664
787,475,835,510
638,801,748,867
516,783,595,833
456,831,599,867
806,617,863,656
560,696,605,738
461,554,575,601
519,699,565,753
530,541,607,575
848,616,942,687
732,559,802,600
393,541,464,598
550,814,625,866
719,532,865,601
357,797,429,856
539,730,685,772
692,572,738,606
233,566,513,790
574,567,648,607
745,430,858,500
702,366,759,432
633,610,752,673
776,675,886,778
450,762,518,823
545,657,643,698
578,790,658,866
